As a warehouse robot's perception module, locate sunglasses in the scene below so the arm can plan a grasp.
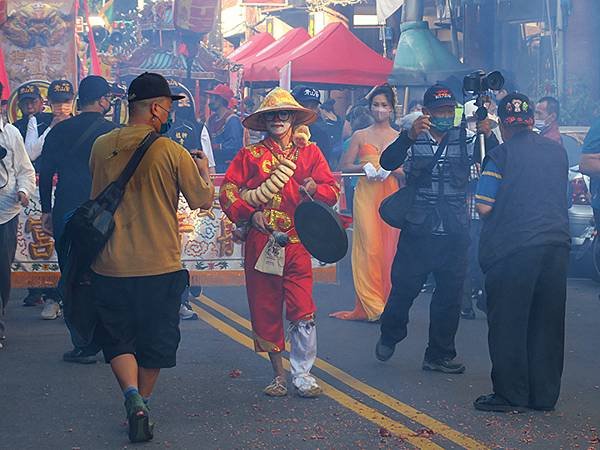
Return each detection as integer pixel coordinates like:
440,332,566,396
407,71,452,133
264,110,292,122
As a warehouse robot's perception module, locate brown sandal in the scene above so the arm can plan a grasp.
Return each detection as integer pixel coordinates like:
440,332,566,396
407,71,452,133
263,376,288,397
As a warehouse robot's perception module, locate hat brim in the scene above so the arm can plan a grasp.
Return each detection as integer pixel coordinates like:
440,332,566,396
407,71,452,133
171,94,185,101
424,99,457,109
18,94,39,101
242,105,317,132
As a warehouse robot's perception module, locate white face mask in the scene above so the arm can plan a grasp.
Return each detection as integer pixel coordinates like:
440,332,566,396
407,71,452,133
535,119,547,130
371,106,391,123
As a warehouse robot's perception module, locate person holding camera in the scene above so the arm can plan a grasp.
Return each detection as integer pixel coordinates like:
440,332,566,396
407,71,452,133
374,84,498,373
0,81,36,348
473,93,570,412
89,72,214,442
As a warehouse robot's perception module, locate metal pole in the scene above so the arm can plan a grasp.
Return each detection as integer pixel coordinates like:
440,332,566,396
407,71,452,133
479,133,486,162
556,0,565,100
403,86,409,116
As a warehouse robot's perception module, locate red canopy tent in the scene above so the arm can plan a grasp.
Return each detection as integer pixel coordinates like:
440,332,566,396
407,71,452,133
241,28,310,82
249,22,393,87
228,32,275,63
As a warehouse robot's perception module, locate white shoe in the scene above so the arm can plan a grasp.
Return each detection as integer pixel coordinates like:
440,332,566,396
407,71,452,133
41,300,61,320
179,303,198,320
292,374,322,398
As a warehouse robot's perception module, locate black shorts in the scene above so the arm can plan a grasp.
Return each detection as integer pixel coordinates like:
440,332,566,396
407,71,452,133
92,270,188,368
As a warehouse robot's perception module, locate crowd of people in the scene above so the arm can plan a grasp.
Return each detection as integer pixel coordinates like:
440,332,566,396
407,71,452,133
0,69,588,441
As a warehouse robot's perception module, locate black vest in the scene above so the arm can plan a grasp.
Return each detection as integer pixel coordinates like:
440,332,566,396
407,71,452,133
403,128,473,236
479,130,571,272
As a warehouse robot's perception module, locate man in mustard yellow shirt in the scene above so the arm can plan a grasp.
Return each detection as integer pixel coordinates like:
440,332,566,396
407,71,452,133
89,72,214,443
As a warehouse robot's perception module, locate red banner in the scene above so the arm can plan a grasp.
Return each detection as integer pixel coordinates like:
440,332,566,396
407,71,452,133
174,0,218,34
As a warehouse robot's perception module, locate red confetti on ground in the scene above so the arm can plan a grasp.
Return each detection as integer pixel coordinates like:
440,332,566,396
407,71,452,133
414,428,435,438
229,369,242,378
379,427,392,438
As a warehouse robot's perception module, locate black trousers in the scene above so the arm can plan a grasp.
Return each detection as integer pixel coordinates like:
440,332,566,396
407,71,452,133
0,215,19,335
485,245,569,409
380,232,469,362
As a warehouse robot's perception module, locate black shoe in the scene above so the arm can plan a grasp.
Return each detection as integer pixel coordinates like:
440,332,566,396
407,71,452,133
22,293,44,307
474,394,527,413
460,308,476,320
375,338,395,361
422,358,466,374
63,348,97,364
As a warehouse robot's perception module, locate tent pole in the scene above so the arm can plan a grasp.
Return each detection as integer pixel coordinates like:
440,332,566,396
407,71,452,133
403,86,409,116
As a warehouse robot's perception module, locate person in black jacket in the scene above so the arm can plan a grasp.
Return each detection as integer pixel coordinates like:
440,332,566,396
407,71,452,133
374,85,498,374
473,93,570,413
39,75,119,364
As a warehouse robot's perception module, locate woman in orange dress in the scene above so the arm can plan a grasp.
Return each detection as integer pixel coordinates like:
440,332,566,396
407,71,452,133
330,85,401,321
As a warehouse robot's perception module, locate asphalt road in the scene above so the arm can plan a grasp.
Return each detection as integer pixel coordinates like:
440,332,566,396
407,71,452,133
1,262,599,449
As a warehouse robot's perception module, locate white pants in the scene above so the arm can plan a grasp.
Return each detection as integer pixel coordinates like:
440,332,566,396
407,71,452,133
289,318,317,386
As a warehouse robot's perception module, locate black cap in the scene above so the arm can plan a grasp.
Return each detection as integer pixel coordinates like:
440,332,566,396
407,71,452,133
423,84,456,109
498,93,534,127
127,72,185,103
79,75,111,103
292,86,321,105
18,84,41,101
48,80,74,103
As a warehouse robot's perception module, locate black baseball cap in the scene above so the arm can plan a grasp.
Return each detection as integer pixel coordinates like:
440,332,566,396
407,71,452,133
292,86,321,105
127,72,185,103
498,92,535,127
48,80,74,103
423,84,457,109
78,75,111,103
18,84,41,101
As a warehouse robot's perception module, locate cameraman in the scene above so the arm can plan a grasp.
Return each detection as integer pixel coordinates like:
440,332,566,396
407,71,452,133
0,81,36,347
374,84,498,373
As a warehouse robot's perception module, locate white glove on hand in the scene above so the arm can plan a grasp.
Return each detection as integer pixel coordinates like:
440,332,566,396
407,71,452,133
377,168,391,181
363,162,378,180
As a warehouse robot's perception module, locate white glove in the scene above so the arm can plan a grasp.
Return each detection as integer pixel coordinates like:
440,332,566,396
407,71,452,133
377,168,391,181
363,162,378,180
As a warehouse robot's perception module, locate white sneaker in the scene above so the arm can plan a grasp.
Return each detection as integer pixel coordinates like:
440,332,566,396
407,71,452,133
179,303,198,321
292,374,322,398
41,300,61,320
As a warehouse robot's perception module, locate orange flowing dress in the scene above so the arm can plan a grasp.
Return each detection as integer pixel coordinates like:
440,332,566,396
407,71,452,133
341,143,401,321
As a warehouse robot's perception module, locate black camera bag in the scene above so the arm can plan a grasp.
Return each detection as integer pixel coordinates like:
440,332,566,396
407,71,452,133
62,131,159,270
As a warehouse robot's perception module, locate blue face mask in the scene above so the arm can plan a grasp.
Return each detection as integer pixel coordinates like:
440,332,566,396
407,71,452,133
155,104,173,135
431,116,454,132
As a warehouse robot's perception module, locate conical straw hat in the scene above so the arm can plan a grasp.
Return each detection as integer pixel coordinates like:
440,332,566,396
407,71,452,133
243,87,317,132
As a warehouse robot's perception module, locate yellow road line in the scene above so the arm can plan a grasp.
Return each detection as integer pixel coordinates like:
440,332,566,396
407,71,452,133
191,303,443,449
198,295,489,450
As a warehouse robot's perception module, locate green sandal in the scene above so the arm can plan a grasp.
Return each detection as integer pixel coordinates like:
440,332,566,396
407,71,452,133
124,393,154,443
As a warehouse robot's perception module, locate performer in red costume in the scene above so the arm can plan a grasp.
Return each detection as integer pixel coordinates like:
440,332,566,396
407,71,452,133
220,88,339,398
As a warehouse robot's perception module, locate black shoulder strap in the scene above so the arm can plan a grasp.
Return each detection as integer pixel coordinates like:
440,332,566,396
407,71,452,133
68,115,106,156
425,133,450,173
115,132,160,189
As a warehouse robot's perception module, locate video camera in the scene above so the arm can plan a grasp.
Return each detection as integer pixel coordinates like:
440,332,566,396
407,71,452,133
463,70,504,121
463,70,504,159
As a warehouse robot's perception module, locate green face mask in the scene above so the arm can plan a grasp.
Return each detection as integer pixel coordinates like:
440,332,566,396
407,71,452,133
431,116,454,132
